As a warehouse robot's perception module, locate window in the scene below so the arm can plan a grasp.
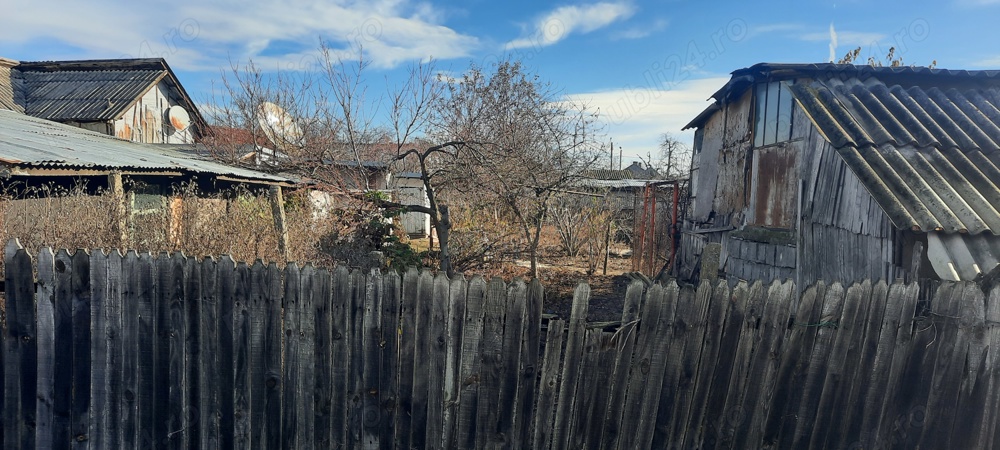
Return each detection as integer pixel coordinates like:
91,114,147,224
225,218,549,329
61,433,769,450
753,81,794,147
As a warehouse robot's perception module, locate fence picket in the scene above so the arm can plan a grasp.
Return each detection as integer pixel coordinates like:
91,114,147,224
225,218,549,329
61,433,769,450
312,269,333,447
531,318,565,450
442,274,468,449
280,263,301,450
329,266,351,448
474,277,509,449
599,280,645,450
198,257,220,449
497,279,527,448
35,248,56,449
378,270,401,447
455,276,487,449
425,273,451,448
3,241,36,449
394,268,418,449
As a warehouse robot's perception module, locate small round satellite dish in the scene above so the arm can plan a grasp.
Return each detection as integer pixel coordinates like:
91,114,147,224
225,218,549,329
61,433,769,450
257,101,303,149
167,105,191,132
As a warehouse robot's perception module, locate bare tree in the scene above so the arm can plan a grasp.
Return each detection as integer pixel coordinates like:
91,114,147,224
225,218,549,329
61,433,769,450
641,132,691,179
428,59,604,277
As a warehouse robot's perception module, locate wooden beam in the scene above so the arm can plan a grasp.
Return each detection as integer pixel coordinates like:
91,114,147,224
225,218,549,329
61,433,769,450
108,172,129,247
268,185,290,262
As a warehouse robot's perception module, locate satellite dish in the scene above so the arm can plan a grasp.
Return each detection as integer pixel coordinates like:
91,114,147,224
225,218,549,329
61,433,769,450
166,105,191,132
257,101,304,150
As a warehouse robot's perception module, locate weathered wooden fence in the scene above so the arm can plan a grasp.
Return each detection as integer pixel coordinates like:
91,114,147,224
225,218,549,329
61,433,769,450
3,241,1000,449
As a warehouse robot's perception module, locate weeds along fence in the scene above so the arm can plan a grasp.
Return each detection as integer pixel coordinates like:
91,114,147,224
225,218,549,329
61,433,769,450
3,241,1000,449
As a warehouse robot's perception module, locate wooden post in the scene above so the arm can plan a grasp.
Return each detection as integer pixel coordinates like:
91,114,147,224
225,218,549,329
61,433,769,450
108,172,128,247
268,185,290,262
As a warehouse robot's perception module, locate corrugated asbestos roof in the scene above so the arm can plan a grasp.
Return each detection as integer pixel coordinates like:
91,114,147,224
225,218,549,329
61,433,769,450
19,69,163,120
0,109,292,184
581,168,633,180
788,76,1000,235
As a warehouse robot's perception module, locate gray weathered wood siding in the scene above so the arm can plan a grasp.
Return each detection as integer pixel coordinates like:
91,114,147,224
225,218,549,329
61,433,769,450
795,105,898,284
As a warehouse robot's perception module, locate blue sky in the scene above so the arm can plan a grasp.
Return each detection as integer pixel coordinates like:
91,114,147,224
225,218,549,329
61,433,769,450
4,0,999,165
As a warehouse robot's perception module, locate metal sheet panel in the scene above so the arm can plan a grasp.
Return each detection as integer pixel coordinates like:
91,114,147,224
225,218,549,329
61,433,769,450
0,109,292,184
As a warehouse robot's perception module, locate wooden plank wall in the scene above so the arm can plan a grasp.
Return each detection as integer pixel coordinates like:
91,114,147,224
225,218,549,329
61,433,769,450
3,241,1000,449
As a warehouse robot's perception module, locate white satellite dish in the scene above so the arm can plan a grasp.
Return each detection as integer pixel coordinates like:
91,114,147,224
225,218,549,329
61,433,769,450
166,105,191,132
257,101,304,150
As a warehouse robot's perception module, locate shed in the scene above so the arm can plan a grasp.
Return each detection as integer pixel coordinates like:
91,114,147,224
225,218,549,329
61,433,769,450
680,63,1000,285
393,172,431,238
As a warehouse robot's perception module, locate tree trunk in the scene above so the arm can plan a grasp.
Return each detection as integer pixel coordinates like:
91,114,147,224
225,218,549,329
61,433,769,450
437,205,453,276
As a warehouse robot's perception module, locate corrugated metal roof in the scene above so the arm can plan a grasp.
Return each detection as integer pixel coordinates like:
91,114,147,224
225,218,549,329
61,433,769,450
19,69,163,120
788,76,1000,235
0,109,292,184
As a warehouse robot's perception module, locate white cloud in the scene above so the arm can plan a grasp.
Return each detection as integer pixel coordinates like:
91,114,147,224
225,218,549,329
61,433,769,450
799,30,885,48
566,76,729,163
611,18,669,40
505,2,636,50
971,56,1000,67
2,0,478,71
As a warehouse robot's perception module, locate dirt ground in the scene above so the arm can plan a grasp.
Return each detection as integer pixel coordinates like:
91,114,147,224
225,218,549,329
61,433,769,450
530,250,634,323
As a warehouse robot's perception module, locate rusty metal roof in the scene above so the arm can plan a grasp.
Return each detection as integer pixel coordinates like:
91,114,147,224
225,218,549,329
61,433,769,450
0,109,292,185
788,76,1000,234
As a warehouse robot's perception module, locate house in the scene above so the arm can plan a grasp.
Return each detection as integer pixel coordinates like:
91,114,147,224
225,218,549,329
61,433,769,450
0,57,207,144
680,62,1000,286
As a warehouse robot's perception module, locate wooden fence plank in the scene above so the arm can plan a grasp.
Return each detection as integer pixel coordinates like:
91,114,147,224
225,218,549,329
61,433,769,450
394,268,419,449
35,248,56,450
329,266,351,448
616,282,663,450
976,285,1000,448
735,280,795,447
920,282,972,449
254,262,284,450
496,279,527,448
281,263,301,450
550,283,590,450
409,270,435,448
599,280,646,450
531,319,565,450
70,250,93,449
378,270,401,447
426,273,451,448
360,269,382,448
517,278,543,447
53,249,75,450
762,281,825,446
880,281,939,449
455,275,487,449
312,269,333,447
584,333,616,450
474,277,509,449
346,269,365,447
199,257,220,450
839,280,891,447
818,280,875,449
231,262,252,449
442,274,468,449
654,283,710,449
790,283,845,448
634,284,678,449
948,282,988,450
3,241,36,449
91,250,124,450
715,281,764,448
684,280,732,449
183,257,202,450
216,256,236,450
297,265,317,450
571,329,604,449
165,253,188,450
